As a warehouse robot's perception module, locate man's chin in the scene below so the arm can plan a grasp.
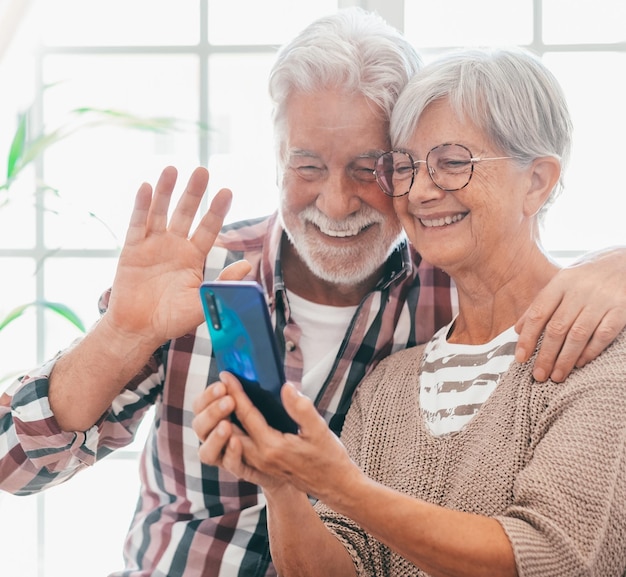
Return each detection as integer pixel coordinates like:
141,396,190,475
301,248,385,286
282,219,404,286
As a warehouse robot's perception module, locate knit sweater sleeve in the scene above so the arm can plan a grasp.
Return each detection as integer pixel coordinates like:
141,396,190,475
497,332,626,576
315,356,396,577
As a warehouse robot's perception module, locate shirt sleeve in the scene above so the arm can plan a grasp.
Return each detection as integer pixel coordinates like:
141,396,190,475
0,341,164,496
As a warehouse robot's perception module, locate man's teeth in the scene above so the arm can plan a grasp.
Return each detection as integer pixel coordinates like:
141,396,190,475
322,228,361,237
420,213,466,228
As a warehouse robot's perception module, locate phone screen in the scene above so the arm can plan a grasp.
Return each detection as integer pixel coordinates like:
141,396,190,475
200,281,297,433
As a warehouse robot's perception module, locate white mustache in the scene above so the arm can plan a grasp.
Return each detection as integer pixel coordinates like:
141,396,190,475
300,206,384,237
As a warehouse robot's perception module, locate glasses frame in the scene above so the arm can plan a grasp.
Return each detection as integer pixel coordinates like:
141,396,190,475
374,143,513,197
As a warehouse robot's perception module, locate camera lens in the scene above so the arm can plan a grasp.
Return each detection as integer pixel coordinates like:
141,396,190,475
206,291,222,330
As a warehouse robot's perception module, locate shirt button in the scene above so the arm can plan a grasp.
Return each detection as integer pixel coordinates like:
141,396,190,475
285,341,296,352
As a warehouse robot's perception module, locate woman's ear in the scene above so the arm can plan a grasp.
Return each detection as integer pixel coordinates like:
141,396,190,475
523,156,561,217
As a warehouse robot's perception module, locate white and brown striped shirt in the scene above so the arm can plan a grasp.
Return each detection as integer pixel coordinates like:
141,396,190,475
420,321,518,436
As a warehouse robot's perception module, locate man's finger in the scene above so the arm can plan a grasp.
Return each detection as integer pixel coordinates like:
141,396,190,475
169,167,210,238
191,188,233,255
124,182,153,245
146,166,178,233
539,312,593,382
574,308,626,368
514,293,566,365
216,260,253,282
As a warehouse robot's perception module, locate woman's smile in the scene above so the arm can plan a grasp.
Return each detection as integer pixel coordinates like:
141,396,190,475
419,212,468,228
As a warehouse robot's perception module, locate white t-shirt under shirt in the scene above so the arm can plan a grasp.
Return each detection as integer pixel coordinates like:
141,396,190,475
285,289,358,400
420,320,519,437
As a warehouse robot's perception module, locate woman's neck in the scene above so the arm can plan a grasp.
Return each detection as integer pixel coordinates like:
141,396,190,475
449,252,560,345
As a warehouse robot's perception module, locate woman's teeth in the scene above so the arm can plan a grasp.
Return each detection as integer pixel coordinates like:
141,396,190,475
420,213,466,228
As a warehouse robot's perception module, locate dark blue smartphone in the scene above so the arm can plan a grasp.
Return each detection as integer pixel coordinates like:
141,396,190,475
200,280,298,434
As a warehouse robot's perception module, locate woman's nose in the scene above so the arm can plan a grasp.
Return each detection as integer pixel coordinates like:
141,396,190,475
409,166,447,203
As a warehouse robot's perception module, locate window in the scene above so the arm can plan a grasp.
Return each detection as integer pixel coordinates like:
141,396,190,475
1,1,624,575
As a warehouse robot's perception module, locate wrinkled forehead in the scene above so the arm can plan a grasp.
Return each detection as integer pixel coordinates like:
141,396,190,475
279,89,390,163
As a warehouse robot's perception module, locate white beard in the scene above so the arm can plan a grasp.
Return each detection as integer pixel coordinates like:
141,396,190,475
280,205,404,286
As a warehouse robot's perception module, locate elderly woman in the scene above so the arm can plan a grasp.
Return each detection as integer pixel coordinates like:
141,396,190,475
193,47,626,576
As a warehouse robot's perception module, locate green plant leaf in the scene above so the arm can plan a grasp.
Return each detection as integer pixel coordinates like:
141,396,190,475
0,301,86,333
6,111,28,181
2,103,201,192
71,107,188,133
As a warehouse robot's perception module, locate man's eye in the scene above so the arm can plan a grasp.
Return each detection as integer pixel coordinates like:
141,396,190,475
352,167,376,182
293,165,324,181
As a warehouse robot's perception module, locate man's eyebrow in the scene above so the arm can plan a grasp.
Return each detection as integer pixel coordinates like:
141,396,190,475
288,149,318,158
286,149,384,160
356,149,386,159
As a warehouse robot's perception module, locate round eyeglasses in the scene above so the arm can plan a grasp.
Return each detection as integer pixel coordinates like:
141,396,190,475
374,143,513,197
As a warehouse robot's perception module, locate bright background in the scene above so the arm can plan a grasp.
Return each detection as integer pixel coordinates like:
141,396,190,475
0,1,624,575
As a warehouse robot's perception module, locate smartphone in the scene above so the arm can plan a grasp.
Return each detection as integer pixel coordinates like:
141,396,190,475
200,280,298,434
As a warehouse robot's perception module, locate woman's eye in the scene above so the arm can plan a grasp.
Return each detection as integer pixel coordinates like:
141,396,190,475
395,163,414,176
439,158,471,173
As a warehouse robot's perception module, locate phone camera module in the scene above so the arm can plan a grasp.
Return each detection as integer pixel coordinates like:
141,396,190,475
206,291,222,331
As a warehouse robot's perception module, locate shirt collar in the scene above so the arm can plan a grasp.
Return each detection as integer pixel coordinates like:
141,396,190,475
375,234,412,291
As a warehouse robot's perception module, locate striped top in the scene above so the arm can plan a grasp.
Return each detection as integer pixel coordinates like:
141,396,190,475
420,322,518,436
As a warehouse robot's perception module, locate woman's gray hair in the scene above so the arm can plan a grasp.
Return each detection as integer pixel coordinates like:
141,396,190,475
269,7,422,144
390,47,573,210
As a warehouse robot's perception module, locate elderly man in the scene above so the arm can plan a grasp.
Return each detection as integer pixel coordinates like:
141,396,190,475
2,8,625,577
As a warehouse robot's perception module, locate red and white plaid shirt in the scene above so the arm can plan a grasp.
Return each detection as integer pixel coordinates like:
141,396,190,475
0,212,454,576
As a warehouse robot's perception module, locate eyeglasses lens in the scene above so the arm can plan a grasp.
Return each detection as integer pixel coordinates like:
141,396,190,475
428,144,473,191
375,144,475,196
374,151,414,197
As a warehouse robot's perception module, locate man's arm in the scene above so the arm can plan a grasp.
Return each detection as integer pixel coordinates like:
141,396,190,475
0,361,160,493
516,246,626,382
48,166,233,431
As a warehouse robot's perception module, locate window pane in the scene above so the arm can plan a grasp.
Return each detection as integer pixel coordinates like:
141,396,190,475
0,258,37,385
43,257,118,358
208,0,339,44
208,53,279,223
43,458,141,577
0,175,36,249
541,52,626,252
40,0,200,46
543,0,626,44
42,54,200,248
404,0,533,48
0,493,40,575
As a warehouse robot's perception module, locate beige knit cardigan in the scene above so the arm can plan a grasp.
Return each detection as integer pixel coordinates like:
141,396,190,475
316,331,626,576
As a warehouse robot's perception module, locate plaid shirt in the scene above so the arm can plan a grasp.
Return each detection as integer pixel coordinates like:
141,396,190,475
0,212,454,576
